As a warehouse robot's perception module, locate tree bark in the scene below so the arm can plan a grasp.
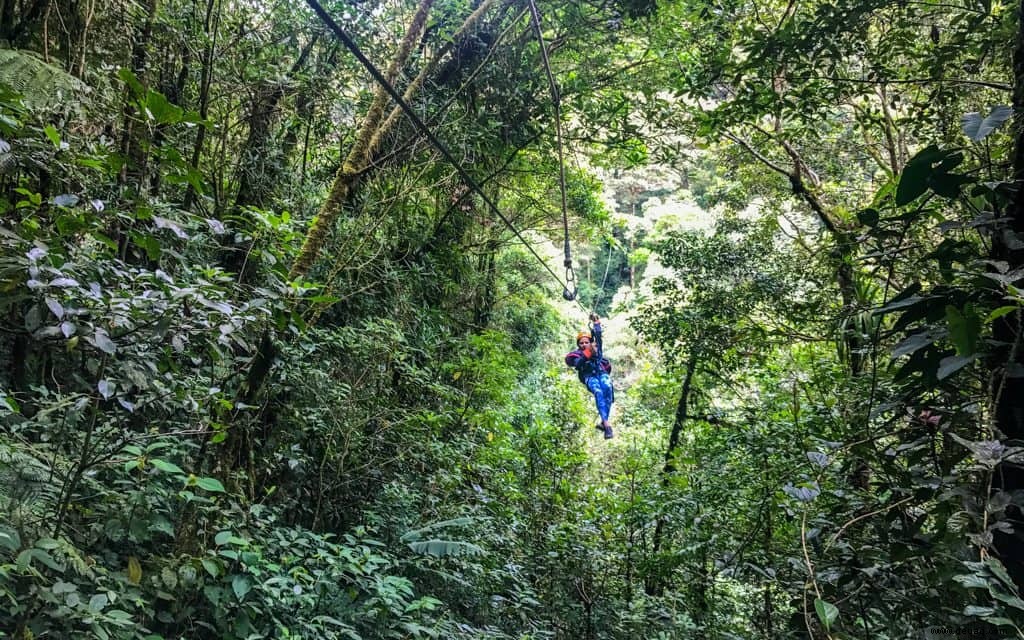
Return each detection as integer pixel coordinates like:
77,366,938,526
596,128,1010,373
647,351,699,594
991,0,1024,592
184,0,221,211
233,35,318,209
290,0,436,280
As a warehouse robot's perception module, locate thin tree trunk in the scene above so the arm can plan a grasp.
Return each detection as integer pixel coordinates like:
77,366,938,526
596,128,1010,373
290,0,436,279
119,0,160,188
991,0,1024,592
762,453,774,638
184,0,221,210
647,351,699,594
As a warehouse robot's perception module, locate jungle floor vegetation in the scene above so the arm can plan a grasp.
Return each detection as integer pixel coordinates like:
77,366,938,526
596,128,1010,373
2,0,1024,638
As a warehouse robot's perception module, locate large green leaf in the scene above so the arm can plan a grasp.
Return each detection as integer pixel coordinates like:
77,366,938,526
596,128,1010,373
945,305,980,356
814,598,839,631
895,145,943,206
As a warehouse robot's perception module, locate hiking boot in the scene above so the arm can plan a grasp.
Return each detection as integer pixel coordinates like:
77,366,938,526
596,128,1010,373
596,420,605,432
603,425,614,439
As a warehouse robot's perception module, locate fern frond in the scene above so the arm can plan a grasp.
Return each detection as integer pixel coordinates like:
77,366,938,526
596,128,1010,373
406,539,485,558
0,50,90,109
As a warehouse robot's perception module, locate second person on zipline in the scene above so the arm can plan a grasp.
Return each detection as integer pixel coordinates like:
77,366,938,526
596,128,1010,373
565,314,615,439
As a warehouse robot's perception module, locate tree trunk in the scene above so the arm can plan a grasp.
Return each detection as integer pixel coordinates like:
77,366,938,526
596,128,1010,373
119,0,160,189
184,0,221,211
290,0,436,280
233,35,318,209
647,351,699,594
991,0,1024,592
3,0,49,47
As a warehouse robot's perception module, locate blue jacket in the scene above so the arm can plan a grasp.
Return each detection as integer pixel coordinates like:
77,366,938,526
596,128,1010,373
565,322,611,384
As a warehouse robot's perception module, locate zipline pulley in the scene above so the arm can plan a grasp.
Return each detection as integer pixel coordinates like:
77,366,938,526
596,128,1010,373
562,262,577,301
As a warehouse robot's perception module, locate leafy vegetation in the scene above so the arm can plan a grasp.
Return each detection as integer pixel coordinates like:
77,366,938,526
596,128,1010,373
2,0,1024,638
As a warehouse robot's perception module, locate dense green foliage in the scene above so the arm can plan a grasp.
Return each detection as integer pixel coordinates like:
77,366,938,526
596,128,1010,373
2,0,1024,638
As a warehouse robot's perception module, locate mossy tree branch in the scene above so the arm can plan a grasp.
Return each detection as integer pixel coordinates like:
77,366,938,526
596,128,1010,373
289,0,436,280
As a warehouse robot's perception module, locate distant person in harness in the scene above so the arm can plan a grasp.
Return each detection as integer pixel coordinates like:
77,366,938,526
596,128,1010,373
565,313,615,439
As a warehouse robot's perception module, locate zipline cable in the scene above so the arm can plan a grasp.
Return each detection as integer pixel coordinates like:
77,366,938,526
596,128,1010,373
526,0,577,303
303,0,582,305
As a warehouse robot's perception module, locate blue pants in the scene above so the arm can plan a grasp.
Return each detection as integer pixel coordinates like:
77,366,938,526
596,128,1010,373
585,374,614,422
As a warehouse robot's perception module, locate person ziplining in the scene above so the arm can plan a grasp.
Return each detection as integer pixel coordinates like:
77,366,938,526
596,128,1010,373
565,313,615,439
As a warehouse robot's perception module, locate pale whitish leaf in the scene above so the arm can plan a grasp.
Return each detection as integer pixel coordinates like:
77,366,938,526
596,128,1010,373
983,267,1024,285
35,537,59,549
52,580,77,594
49,277,79,288
962,105,1013,142
44,297,63,319
986,557,1019,591
161,567,178,589
992,590,1024,611
88,593,108,612
15,548,32,568
951,433,1005,467
94,328,117,354
97,379,113,400
986,259,1011,274
407,539,484,557
26,247,46,261
0,529,20,551
783,482,820,502
153,216,189,239
33,325,62,339
0,139,9,153
806,451,829,467
60,321,76,338
197,296,232,315
400,517,476,542
25,304,42,331
52,194,79,207
117,398,135,412
90,199,104,212
205,218,226,234
964,605,996,617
